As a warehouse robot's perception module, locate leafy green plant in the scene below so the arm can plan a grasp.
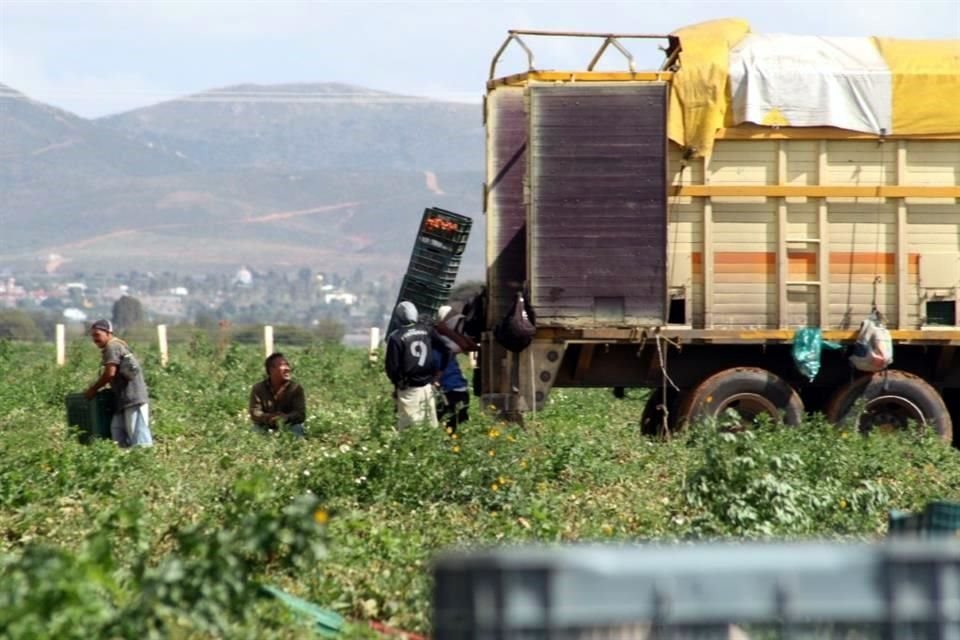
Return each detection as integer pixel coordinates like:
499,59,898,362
0,342,958,635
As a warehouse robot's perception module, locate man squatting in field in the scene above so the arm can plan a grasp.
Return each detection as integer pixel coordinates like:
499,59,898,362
385,301,449,430
249,352,306,437
84,319,154,448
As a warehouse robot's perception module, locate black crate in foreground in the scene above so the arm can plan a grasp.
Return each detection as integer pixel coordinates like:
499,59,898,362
433,541,960,640
65,391,114,444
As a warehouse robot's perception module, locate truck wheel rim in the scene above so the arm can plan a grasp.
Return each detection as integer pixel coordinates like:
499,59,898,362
861,395,926,433
715,393,780,428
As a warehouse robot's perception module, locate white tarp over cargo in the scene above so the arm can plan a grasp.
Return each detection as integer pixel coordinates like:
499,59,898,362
728,34,893,135
668,19,960,157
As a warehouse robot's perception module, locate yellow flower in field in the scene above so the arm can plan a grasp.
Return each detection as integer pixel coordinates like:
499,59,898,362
506,435,516,443
498,475,507,485
601,524,614,536
452,445,460,453
839,499,848,509
451,434,459,440
488,428,501,439
488,449,496,457
519,460,528,469
491,483,499,492
446,427,453,435
313,509,329,525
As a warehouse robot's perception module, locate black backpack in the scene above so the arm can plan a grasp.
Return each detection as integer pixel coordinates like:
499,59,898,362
494,291,536,353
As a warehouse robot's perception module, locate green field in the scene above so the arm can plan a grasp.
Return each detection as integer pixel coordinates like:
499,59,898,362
1,336,959,638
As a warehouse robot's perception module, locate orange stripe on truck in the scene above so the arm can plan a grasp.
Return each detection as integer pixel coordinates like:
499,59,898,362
689,252,920,276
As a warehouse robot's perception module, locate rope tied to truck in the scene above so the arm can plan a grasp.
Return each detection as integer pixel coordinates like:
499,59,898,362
655,330,681,438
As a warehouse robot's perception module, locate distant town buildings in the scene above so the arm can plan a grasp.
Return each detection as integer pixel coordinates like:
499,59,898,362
0,278,26,308
0,264,400,341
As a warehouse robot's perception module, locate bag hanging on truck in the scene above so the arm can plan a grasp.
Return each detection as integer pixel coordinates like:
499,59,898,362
494,291,536,353
791,327,842,382
849,312,894,372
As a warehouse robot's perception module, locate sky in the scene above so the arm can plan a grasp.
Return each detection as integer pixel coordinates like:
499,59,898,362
1,0,958,118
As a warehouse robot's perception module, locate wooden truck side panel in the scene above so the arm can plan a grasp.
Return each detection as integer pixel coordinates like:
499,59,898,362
667,138,960,330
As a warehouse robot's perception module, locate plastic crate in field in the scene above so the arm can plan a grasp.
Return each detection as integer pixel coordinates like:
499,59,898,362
388,275,454,337
889,501,960,538
65,391,114,444
433,541,960,639
408,244,463,287
924,501,960,536
388,207,472,337
415,207,472,256
888,509,924,536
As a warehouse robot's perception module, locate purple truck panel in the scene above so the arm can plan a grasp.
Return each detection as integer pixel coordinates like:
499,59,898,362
486,88,527,325
528,84,668,325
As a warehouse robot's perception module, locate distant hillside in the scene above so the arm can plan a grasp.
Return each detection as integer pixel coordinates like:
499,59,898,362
0,83,485,277
100,83,483,172
0,83,190,188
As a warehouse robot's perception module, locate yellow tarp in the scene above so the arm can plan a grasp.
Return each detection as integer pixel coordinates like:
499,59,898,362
667,19,750,158
669,20,960,157
874,37,960,136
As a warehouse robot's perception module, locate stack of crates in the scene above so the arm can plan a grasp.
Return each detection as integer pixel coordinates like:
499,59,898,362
389,207,472,336
65,391,114,444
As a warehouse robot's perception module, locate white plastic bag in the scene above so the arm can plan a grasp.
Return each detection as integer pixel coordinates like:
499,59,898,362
849,316,893,372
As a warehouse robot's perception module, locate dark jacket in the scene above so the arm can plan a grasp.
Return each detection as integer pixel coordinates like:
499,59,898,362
249,379,306,427
385,322,449,389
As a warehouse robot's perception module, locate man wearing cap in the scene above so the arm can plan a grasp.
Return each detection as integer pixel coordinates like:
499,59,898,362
84,319,153,448
385,301,448,430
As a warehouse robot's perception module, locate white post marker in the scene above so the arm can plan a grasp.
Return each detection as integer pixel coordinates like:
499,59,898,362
157,324,169,367
56,323,66,366
368,326,380,362
264,325,274,357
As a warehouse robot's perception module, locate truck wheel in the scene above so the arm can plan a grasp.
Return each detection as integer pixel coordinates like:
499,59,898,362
825,370,953,442
639,386,681,437
678,367,804,429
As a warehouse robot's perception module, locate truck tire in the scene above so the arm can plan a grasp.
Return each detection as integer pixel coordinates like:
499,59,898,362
639,386,681,437
678,367,804,429
825,370,953,442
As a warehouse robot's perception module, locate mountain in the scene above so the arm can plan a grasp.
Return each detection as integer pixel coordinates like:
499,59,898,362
0,83,190,188
0,83,485,277
100,83,482,172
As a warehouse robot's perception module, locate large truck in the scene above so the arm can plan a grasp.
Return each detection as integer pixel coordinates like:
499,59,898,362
477,20,960,442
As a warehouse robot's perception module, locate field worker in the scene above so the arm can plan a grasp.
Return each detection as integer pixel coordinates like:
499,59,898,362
249,352,306,438
84,319,153,448
385,301,448,430
432,305,478,433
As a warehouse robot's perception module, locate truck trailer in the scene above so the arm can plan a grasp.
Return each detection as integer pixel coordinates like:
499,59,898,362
478,20,960,442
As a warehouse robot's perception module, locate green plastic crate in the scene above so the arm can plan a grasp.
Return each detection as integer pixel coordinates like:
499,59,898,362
65,391,114,444
408,244,462,286
388,207,472,338
416,207,472,255
924,501,960,536
887,510,923,537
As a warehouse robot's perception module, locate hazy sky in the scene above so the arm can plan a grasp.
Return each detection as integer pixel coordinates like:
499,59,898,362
1,0,958,118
